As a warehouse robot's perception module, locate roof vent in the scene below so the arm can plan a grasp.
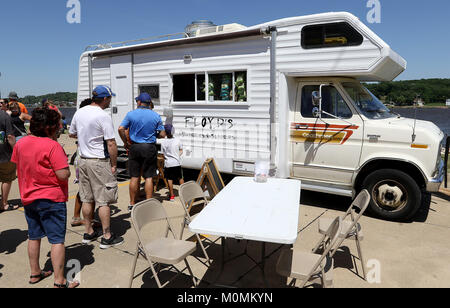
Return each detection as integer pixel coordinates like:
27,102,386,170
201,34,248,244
185,20,217,37
185,21,247,37
196,23,247,37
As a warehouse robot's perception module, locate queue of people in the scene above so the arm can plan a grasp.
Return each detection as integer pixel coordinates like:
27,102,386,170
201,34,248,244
1,85,185,288
0,91,32,213
1,91,79,287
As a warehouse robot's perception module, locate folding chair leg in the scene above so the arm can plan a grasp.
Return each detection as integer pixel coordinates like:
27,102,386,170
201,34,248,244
195,234,211,265
147,259,163,288
184,259,198,287
179,221,186,240
330,237,346,258
321,267,326,288
128,243,140,288
355,237,366,280
288,278,297,287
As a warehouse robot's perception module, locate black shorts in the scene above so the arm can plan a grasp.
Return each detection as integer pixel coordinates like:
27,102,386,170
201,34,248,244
164,166,183,181
128,143,158,179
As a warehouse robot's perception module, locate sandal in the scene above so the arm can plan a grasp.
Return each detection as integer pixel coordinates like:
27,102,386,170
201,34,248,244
71,217,85,227
2,204,19,212
29,270,53,285
54,280,80,289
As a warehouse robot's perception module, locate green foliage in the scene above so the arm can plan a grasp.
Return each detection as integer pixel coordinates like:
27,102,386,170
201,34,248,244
364,79,450,106
18,92,77,106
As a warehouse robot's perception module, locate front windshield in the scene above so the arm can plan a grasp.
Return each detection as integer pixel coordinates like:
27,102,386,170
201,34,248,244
342,82,396,119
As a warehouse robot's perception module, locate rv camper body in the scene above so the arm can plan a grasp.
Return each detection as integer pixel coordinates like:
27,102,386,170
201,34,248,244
77,12,445,220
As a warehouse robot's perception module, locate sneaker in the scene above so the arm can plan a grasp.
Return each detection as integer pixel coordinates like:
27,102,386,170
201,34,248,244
82,230,100,244
99,233,124,249
128,205,134,212
170,196,175,202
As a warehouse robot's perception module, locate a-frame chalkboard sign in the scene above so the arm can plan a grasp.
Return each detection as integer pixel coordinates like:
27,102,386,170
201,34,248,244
196,158,225,199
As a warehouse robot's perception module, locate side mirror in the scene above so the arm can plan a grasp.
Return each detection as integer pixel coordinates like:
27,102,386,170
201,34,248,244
312,107,320,118
312,91,321,106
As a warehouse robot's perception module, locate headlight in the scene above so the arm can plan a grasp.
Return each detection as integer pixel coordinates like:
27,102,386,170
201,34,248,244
440,138,446,156
435,137,445,176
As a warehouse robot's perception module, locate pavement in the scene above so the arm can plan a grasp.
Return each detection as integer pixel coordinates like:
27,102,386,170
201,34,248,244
0,134,450,288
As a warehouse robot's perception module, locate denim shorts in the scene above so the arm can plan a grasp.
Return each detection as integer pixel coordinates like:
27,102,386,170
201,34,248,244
24,200,67,245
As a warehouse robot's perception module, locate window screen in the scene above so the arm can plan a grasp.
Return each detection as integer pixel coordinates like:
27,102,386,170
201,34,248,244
302,22,363,49
209,73,233,101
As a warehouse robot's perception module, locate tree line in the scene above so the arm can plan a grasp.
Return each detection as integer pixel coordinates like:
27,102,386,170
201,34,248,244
18,92,77,107
364,78,450,106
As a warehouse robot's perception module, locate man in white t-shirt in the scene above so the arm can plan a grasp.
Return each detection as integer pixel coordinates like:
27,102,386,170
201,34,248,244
160,124,184,201
69,85,123,249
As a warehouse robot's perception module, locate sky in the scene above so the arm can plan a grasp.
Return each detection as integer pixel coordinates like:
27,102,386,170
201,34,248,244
0,0,449,97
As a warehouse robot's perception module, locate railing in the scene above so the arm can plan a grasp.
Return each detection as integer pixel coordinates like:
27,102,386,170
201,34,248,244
84,32,187,52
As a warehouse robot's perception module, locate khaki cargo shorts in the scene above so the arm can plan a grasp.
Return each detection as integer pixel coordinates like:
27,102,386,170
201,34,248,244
78,158,118,207
0,162,17,183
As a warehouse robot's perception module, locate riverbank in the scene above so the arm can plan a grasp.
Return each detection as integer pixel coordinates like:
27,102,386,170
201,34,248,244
391,105,449,108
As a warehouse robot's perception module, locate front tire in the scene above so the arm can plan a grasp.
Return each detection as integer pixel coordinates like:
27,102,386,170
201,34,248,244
362,169,422,221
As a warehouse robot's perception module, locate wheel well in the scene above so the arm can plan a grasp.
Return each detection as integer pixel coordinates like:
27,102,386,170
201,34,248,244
355,159,426,191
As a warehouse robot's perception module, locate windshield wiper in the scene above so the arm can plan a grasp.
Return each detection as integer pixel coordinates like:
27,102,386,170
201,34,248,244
389,109,401,118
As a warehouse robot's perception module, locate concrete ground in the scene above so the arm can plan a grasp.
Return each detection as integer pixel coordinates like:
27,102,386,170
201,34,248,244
0,134,449,288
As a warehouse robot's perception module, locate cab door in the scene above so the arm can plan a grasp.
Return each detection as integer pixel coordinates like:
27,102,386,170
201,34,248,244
291,82,364,185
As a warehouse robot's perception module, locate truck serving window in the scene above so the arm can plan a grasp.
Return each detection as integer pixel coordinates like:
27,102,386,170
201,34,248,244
301,22,363,49
173,71,247,103
173,74,195,102
301,85,352,119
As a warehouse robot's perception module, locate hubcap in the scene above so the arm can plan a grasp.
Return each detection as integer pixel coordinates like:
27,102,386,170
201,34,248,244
373,180,408,212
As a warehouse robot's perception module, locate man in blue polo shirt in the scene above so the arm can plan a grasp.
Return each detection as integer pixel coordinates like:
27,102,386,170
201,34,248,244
118,93,166,211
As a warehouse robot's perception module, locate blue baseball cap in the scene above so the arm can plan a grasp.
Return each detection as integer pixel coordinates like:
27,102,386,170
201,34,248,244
164,123,174,135
92,85,116,98
135,92,152,103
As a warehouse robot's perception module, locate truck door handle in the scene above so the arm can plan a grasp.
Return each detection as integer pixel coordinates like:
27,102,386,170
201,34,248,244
113,107,118,114
297,124,309,129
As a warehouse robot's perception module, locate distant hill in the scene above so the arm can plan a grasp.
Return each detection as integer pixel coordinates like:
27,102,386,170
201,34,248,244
364,78,450,106
19,92,77,107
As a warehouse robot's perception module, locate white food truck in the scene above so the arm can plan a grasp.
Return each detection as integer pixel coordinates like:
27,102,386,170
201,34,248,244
76,12,446,220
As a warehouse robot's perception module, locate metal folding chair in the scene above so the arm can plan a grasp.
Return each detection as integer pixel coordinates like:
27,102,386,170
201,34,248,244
312,190,371,280
178,181,214,266
277,217,342,288
128,199,199,288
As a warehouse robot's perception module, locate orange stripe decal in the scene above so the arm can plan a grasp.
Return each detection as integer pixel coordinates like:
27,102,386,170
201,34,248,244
290,123,359,145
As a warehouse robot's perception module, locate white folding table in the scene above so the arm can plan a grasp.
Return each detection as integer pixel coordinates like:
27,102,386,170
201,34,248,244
189,176,301,285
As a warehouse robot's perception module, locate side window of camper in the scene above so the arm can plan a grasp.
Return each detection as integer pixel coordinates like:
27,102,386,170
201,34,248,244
173,71,247,103
301,85,352,119
138,85,160,105
301,22,363,49
209,73,233,101
205,72,247,102
173,74,196,102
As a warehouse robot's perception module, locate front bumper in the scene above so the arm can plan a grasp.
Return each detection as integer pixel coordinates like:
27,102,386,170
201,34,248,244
426,159,445,192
